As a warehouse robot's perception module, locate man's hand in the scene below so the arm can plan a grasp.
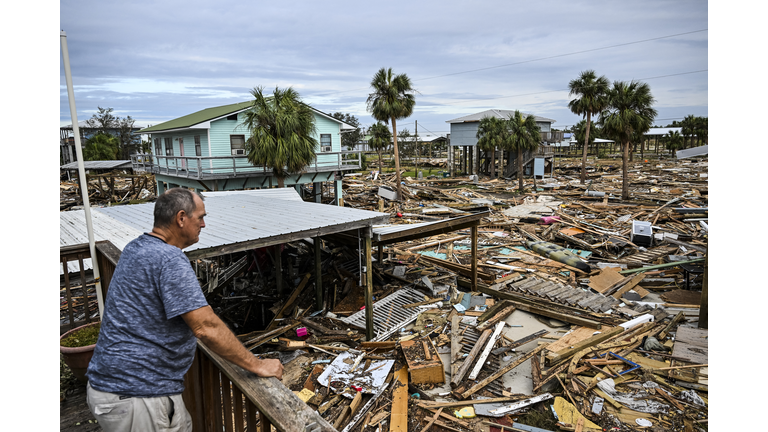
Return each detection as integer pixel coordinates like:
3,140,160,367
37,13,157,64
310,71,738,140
182,306,284,380
253,358,284,380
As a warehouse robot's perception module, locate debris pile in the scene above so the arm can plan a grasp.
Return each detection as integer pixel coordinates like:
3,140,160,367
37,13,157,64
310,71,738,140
60,171,156,210
227,156,708,431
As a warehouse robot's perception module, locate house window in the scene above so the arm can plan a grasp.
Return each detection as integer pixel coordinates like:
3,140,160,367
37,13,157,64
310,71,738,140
320,134,332,152
230,135,246,156
154,138,162,155
164,137,173,156
227,114,238,121
195,135,201,156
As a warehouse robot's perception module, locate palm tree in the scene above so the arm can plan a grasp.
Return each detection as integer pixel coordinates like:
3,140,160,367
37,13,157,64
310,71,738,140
241,86,318,188
568,70,610,184
695,116,708,146
573,119,599,157
507,110,541,191
681,115,697,149
366,67,416,200
368,122,392,174
599,81,657,200
476,116,509,179
665,130,684,155
83,133,120,161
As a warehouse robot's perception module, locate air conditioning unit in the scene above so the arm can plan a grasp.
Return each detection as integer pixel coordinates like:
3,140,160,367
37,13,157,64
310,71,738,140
322,145,332,152
232,149,245,156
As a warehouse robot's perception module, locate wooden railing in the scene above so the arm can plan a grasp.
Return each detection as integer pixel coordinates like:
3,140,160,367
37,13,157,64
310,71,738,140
61,241,333,431
60,241,122,334
183,342,335,432
131,152,362,180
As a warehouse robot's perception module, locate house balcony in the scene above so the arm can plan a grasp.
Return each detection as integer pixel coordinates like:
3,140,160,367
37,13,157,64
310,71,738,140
131,152,362,181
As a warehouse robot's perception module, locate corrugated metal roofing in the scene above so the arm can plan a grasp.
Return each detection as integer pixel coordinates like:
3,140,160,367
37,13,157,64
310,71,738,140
446,109,556,124
60,160,132,170
60,210,144,273
61,189,389,272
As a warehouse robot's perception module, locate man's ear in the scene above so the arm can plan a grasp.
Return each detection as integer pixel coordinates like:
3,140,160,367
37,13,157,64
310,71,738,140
175,210,186,227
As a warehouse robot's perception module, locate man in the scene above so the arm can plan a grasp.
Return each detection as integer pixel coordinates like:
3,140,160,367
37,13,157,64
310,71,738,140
86,188,283,431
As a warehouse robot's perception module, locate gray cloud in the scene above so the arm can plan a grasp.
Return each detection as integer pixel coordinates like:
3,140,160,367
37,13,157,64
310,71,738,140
60,0,708,132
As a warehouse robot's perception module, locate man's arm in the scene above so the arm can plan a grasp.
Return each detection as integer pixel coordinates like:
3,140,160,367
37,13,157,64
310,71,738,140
182,306,284,379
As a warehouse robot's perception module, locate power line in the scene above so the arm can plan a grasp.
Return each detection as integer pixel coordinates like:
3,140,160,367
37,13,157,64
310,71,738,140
415,29,707,82
434,69,708,106
312,29,707,98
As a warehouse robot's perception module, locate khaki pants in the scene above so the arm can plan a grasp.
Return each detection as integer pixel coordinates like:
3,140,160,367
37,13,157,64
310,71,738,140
86,382,192,432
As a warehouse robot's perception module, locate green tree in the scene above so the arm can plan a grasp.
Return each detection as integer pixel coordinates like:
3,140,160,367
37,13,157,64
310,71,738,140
241,86,318,188
665,130,684,154
599,81,657,200
573,119,599,155
476,116,509,179
366,67,416,200
568,70,610,184
507,110,541,191
680,114,697,149
368,122,392,173
331,112,363,150
83,133,119,161
695,116,708,146
84,106,140,158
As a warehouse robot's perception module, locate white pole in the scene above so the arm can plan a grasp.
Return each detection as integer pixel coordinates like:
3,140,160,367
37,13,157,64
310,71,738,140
61,30,105,319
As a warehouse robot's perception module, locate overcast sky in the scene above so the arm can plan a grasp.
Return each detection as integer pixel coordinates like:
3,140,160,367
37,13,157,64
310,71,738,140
59,0,708,137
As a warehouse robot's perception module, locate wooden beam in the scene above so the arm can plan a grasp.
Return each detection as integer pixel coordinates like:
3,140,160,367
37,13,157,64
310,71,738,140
315,238,323,311
390,367,409,432
460,343,549,399
451,328,492,388
364,230,374,341
471,225,478,290
545,326,624,365
265,273,311,331
468,322,506,380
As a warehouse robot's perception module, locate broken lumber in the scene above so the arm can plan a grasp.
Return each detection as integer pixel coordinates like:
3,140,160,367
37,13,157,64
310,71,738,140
545,326,624,365
451,328,493,388
460,343,550,399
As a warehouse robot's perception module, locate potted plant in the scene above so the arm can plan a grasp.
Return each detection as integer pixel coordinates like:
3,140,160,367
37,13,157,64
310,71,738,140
60,322,100,383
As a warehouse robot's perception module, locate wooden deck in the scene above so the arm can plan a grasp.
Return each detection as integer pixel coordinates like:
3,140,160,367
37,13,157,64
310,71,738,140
131,152,362,181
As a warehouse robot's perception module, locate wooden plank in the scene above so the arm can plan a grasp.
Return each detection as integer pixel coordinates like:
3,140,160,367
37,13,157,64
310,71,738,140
543,327,597,353
450,314,462,379
390,367,409,432
468,322,506,380
460,343,549,399
671,326,708,364
450,328,492,388
608,272,647,298
265,273,311,331
545,326,624,365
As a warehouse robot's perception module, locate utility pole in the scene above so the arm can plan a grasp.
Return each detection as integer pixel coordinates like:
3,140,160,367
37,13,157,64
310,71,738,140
415,120,419,178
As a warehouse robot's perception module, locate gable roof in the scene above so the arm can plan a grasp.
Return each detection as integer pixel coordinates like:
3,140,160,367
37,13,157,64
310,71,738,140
447,109,556,124
140,101,252,133
140,101,354,133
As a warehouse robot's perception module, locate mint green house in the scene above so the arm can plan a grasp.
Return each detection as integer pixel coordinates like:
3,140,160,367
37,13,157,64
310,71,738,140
134,101,359,203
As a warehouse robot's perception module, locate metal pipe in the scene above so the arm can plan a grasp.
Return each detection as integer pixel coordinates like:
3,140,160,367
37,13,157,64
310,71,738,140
61,30,104,318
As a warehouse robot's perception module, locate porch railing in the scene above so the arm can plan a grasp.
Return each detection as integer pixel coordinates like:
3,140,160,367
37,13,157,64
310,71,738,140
183,341,335,432
131,152,362,180
60,241,122,334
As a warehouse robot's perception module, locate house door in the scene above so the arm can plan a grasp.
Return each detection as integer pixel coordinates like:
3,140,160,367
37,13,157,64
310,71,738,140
179,137,186,169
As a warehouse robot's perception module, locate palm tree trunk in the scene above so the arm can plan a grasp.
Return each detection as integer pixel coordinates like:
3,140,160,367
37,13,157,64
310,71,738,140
278,176,285,188
581,114,591,184
622,140,630,200
378,149,383,174
391,117,402,200
517,148,524,190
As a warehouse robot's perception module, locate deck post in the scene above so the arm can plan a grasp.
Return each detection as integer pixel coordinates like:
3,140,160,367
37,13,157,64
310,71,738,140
313,182,322,203
364,228,374,340
471,225,478,291
315,238,323,311
334,179,343,206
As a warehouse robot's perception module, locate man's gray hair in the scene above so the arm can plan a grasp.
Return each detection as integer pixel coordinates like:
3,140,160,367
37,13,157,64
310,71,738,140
154,188,205,228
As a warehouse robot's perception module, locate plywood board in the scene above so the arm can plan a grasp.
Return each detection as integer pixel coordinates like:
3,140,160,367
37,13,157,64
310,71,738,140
588,267,624,294
544,327,597,353
672,326,708,364
389,367,409,432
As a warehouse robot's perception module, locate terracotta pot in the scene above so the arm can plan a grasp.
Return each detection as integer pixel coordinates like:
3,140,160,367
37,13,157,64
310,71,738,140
60,322,99,383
